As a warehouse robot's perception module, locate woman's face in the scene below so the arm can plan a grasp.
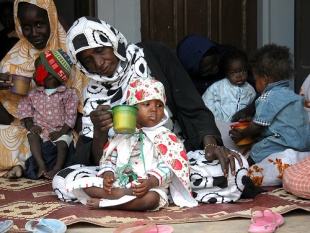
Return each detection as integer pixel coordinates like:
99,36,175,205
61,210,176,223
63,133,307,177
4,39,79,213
18,3,50,49
77,46,120,77
136,100,164,128
199,54,220,77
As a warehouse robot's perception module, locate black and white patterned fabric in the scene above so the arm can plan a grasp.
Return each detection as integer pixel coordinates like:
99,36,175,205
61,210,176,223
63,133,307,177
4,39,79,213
66,16,149,137
188,150,248,203
52,164,99,202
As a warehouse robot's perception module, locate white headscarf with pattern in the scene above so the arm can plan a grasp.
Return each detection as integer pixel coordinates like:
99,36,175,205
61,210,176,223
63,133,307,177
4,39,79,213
66,16,149,137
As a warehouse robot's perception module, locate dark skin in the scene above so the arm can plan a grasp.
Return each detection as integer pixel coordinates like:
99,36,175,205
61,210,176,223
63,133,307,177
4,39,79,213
76,47,243,179
0,72,21,178
199,54,220,77
17,2,50,50
229,72,271,166
0,73,14,125
23,58,72,179
0,3,51,178
229,122,262,166
84,100,166,211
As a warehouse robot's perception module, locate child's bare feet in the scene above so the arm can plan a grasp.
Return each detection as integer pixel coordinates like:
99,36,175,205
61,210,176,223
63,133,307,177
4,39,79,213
86,198,100,210
3,165,23,179
44,168,60,180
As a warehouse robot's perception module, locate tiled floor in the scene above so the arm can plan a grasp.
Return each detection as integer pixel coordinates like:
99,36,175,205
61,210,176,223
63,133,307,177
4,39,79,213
66,209,310,233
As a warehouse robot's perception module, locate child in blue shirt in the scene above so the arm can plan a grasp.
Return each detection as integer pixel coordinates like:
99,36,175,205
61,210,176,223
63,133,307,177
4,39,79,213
230,44,310,166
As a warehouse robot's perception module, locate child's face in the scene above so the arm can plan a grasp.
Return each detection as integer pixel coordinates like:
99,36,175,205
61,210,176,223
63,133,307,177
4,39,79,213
135,100,164,129
226,59,248,87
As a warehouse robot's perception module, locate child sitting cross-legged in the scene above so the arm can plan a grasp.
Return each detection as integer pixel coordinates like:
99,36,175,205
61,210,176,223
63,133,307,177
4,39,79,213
18,49,79,180
65,77,198,211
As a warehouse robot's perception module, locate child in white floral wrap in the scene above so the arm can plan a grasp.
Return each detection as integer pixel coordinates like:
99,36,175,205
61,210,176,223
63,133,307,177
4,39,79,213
65,77,198,211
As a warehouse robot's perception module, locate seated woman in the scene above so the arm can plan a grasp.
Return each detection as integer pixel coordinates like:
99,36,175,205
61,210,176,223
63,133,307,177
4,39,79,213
176,34,236,96
0,0,67,178
52,16,248,205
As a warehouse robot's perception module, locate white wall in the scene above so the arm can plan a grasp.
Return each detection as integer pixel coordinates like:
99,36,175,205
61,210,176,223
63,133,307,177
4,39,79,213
257,0,294,51
257,0,294,87
97,0,141,43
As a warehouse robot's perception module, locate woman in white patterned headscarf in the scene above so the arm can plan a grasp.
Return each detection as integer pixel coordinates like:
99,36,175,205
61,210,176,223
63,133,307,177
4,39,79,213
66,17,148,138
53,17,250,206
0,0,66,178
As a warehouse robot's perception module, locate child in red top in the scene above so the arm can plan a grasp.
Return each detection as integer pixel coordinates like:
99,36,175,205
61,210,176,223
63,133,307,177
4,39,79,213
18,49,78,179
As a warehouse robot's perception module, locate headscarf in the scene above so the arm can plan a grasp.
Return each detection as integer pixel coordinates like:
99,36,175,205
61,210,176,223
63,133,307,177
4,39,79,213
176,34,217,75
0,0,66,118
126,77,166,106
66,16,149,138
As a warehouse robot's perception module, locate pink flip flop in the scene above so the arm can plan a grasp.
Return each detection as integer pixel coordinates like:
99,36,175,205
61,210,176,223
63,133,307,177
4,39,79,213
113,220,173,233
250,206,284,227
248,222,277,233
248,207,284,233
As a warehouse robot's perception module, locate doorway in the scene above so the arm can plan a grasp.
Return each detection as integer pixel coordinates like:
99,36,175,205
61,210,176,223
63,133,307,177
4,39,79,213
141,0,257,55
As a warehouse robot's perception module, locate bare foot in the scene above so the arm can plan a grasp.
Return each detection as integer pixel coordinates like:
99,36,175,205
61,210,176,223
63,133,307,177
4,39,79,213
3,165,23,179
86,198,100,210
37,166,47,179
44,168,60,180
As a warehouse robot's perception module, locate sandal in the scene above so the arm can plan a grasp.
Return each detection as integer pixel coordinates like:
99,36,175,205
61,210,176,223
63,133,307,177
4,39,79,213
0,220,13,233
113,220,173,233
248,222,277,233
25,219,67,233
248,207,284,233
250,207,284,227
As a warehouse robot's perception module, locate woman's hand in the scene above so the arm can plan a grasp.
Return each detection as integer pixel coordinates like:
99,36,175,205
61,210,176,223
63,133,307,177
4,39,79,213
90,105,114,165
90,105,113,133
0,73,13,90
205,145,243,177
203,136,243,177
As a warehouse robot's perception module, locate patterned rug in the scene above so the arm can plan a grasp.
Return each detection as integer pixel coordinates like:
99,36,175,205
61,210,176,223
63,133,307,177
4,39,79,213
1,178,310,232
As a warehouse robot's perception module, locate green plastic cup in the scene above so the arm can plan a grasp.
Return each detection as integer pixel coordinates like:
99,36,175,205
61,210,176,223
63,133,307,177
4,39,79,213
110,105,138,134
